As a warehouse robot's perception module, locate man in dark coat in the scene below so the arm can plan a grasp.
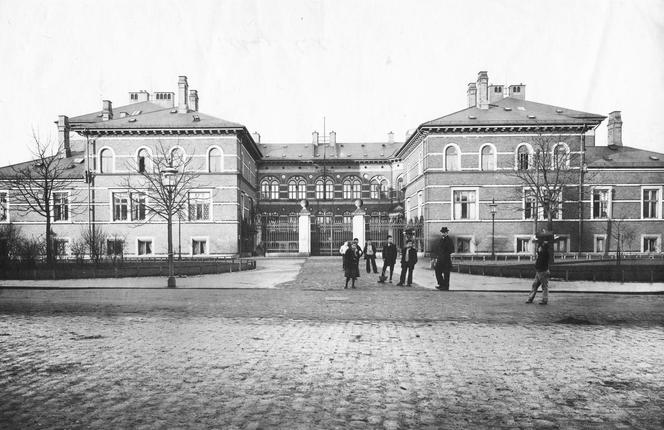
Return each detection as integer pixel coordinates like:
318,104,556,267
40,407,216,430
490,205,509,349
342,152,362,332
364,240,378,273
526,239,550,305
396,239,418,287
433,226,454,290
378,235,397,283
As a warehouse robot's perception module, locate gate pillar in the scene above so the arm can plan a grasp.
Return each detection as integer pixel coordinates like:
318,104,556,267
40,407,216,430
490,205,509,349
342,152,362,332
352,199,366,247
298,201,312,256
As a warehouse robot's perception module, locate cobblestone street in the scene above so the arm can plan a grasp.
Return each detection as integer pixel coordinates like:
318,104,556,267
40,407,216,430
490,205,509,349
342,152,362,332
1,258,663,429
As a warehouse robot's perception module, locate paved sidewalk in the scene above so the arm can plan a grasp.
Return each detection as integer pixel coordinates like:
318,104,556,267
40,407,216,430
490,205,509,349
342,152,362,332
0,256,661,293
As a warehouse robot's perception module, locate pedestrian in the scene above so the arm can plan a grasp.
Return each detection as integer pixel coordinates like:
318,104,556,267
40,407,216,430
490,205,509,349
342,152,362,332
364,240,378,273
526,240,550,305
396,239,418,287
340,240,351,270
433,226,454,290
353,238,364,257
343,242,361,289
378,234,397,283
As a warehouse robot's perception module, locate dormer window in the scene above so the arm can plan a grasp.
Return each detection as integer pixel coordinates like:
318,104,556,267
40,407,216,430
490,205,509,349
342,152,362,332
130,93,138,101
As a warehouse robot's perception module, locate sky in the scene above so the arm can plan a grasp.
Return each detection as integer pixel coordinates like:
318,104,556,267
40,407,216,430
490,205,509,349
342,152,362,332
1,0,663,164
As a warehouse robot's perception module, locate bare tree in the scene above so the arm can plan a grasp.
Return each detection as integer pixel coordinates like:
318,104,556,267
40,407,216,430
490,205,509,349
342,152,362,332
0,134,80,264
508,134,582,232
606,216,636,266
81,224,107,265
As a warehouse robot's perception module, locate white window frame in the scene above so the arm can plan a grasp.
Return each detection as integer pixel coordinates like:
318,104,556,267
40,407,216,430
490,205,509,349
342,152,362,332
553,235,570,253
444,144,461,172
0,190,9,223
98,146,115,173
106,237,125,256
451,187,479,220
111,191,130,222
515,235,533,254
479,143,497,171
207,145,224,173
641,235,661,253
594,234,607,253
130,192,148,221
135,146,152,173
270,180,280,200
191,236,209,256
591,186,612,219
551,142,570,169
187,189,213,222
522,189,543,221
455,236,474,254
136,237,154,256
52,190,70,222
641,186,662,220
169,146,188,170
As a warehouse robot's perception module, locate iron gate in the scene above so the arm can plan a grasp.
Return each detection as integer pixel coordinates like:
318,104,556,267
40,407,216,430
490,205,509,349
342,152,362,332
311,219,353,256
366,217,424,252
261,219,299,254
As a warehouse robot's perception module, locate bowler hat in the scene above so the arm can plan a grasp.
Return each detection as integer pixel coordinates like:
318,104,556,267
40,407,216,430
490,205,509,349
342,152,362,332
440,227,449,233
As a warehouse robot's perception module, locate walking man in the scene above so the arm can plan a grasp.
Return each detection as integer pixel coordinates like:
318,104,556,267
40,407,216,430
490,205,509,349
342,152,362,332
378,235,397,283
364,240,378,273
526,240,550,305
396,239,418,287
433,226,454,290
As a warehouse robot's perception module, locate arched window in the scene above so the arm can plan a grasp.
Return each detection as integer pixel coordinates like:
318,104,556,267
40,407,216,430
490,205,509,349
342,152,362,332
445,145,460,171
552,143,570,169
170,147,186,170
260,177,280,200
397,176,404,200
99,148,113,173
342,211,352,224
480,145,496,171
343,176,362,199
208,147,222,172
270,179,280,199
137,148,149,173
288,177,307,200
516,144,531,170
370,176,389,199
315,177,334,200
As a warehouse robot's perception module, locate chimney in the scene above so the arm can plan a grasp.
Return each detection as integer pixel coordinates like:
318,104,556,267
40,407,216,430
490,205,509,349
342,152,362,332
251,131,261,143
57,115,71,158
508,84,526,100
129,91,150,103
189,90,199,112
388,131,394,143
102,100,113,121
476,71,489,110
467,83,477,107
489,84,504,103
178,76,189,114
607,111,623,147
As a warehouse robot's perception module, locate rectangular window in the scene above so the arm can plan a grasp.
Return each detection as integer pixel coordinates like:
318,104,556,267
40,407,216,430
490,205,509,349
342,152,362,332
553,237,568,253
137,239,152,256
53,192,69,222
131,192,146,221
643,188,660,219
370,183,379,199
106,239,125,256
453,190,477,220
456,238,471,253
0,192,7,222
592,188,611,219
192,239,207,255
518,152,529,171
188,191,211,221
595,236,606,253
352,183,361,199
516,238,531,253
270,184,279,200
343,182,351,199
288,182,297,199
315,182,324,199
53,238,69,257
261,182,270,200
643,237,659,253
113,192,129,221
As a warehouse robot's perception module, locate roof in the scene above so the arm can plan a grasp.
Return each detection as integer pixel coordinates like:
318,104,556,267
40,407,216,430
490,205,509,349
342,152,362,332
422,97,606,128
259,141,403,161
0,150,86,179
69,101,245,130
586,145,664,169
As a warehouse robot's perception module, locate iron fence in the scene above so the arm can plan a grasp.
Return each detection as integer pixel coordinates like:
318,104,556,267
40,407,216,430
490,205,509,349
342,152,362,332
312,219,353,256
261,220,299,254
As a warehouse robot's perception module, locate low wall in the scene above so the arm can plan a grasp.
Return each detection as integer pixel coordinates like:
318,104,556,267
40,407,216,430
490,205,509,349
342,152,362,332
0,259,256,280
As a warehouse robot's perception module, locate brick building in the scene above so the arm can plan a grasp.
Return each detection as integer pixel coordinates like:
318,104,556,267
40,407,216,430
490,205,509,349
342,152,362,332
1,72,662,259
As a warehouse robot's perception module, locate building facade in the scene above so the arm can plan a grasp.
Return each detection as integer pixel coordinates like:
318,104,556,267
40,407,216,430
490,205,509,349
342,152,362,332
1,72,662,259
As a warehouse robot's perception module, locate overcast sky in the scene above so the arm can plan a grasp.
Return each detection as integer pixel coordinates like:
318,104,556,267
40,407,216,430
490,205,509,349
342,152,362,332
1,0,662,164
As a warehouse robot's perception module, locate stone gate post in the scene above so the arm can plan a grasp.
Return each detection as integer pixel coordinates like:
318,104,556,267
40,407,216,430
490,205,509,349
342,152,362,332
298,200,311,256
352,199,366,247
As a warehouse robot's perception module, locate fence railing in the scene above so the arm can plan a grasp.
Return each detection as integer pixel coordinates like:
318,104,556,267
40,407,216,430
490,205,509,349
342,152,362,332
261,221,299,254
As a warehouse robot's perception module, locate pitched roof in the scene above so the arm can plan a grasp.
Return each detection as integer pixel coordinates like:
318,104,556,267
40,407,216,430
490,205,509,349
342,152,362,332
69,101,245,130
422,97,606,128
0,150,86,179
259,141,402,161
586,145,664,169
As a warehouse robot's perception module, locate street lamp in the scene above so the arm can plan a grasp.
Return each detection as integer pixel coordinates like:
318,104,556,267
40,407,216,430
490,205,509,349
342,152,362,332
161,166,178,288
489,198,498,259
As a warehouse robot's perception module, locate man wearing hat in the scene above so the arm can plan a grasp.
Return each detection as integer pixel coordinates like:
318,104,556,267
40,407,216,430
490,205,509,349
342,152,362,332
432,226,454,290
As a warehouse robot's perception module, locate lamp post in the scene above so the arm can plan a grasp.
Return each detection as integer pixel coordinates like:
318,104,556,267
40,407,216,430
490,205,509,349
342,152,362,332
161,167,178,288
489,198,497,259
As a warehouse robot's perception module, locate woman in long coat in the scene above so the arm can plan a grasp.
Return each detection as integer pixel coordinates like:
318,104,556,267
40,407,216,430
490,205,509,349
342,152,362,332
343,243,360,289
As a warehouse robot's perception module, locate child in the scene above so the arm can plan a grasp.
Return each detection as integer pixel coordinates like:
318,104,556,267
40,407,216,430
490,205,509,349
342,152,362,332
396,239,418,287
